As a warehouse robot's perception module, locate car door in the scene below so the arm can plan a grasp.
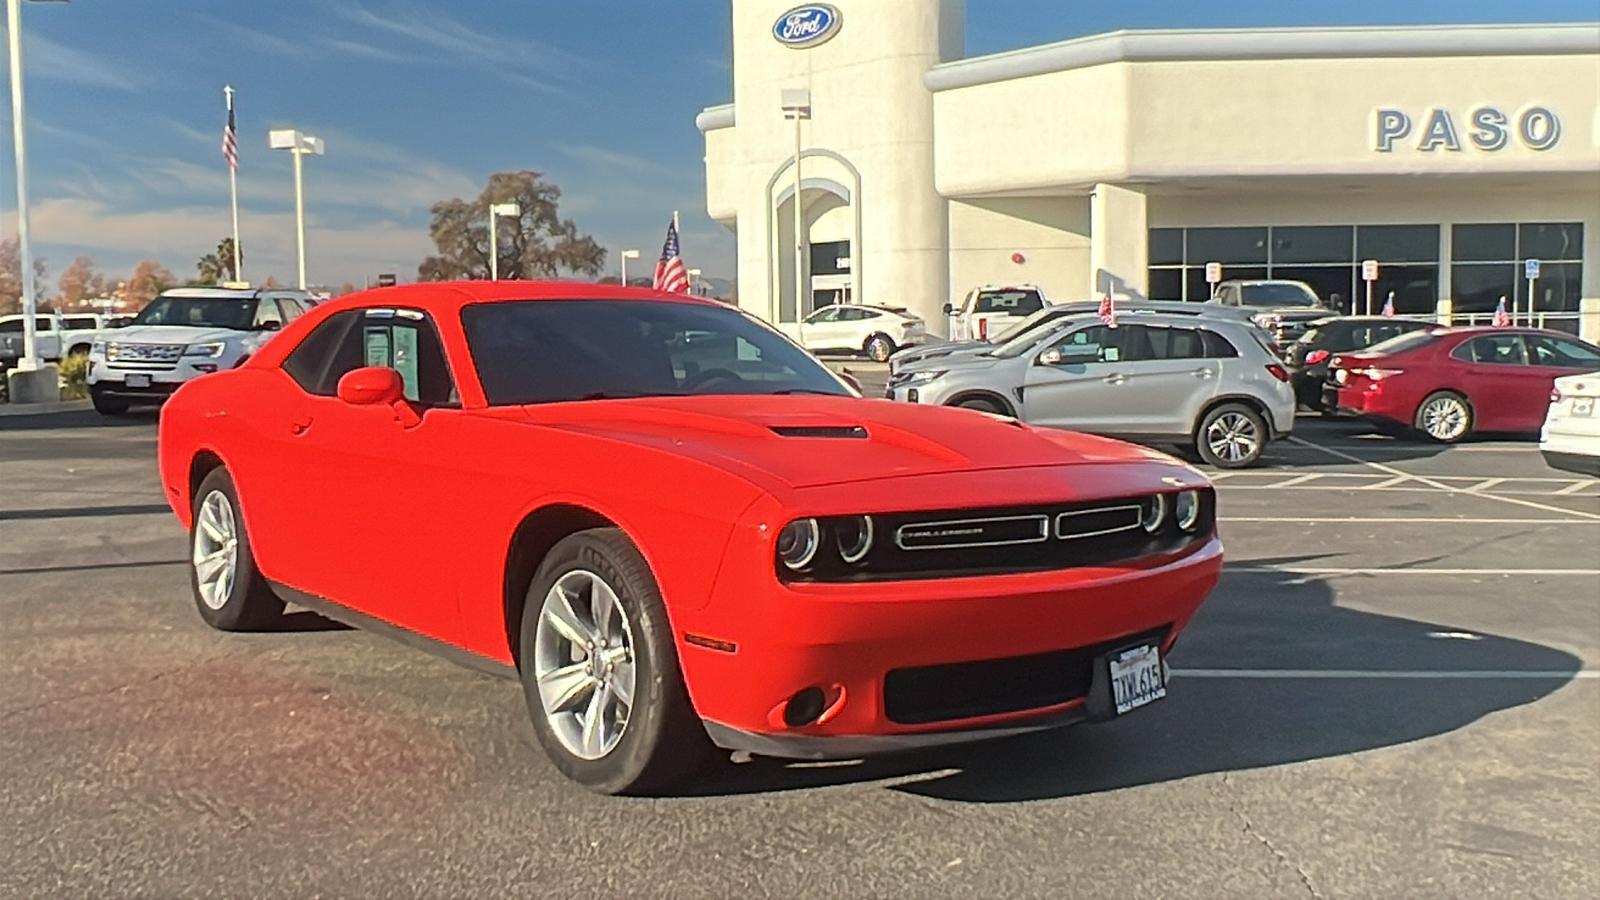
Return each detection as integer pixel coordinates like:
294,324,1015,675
270,306,470,643
1111,325,1222,438
1019,324,1125,433
1450,334,1545,431
1525,334,1600,426
795,307,842,350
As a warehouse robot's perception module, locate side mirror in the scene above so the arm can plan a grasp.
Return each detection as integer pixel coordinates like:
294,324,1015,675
337,366,404,406
257,320,282,332
942,303,954,316
838,370,863,394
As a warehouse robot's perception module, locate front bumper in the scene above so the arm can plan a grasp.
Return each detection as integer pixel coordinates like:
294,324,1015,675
676,534,1222,759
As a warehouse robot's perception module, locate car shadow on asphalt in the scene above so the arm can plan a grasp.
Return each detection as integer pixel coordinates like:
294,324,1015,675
675,559,1581,802
0,408,160,431
1246,416,1541,469
274,609,355,632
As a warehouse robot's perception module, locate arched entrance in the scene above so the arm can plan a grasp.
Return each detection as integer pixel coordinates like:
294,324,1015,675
767,152,861,323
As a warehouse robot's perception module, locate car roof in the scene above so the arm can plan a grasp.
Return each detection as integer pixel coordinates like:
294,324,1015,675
159,286,311,300
308,280,726,319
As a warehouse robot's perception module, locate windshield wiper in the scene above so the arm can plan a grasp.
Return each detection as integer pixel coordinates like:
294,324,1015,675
771,388,844,396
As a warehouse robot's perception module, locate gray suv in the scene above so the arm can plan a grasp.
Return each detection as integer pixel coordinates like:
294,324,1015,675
885,312,1296,468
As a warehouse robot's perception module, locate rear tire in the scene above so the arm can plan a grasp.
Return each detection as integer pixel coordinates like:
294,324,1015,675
519,528,711,795
1195,402,1267,469
1413,391,1472,443
89,384,129,416
189,467,285,631
864,334,895,363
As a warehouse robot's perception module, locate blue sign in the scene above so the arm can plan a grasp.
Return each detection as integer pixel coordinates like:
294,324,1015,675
1526,258,1541,280
773,4,842,49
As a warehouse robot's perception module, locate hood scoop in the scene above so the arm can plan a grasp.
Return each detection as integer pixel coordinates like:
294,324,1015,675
769,424,869,439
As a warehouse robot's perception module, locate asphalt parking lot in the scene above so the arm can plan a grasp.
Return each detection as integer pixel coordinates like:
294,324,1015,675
3,377,1597,899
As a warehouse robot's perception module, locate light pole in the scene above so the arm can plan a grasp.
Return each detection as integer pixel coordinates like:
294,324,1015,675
688,268,702,295
268,128,324,289
5,0,67,390
619,249,640,287
488,202,520,280
781,88,811,322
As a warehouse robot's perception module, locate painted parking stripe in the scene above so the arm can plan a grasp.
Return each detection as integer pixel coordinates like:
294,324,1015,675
1359,475,1413,490
1466,477,1506,492
1264,473,1323,488
1171,669,1599,680
1285,436,1600,520
1554,479,1599,495
1219,516,1600,524
1229,566,1600,576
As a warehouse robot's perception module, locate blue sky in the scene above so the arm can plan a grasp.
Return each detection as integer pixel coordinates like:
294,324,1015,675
2,0,1595,290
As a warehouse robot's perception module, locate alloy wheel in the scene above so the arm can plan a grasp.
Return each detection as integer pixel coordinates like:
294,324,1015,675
532,569,638,760
1421,396,1469,441
192,490,239,611
1204,412,1261,465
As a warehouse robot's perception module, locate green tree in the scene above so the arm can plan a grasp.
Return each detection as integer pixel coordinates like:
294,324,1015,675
194,237,242,285
418,170,605,281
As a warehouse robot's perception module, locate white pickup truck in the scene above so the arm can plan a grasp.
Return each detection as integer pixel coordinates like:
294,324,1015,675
943,284,1049,341
0,312,120,365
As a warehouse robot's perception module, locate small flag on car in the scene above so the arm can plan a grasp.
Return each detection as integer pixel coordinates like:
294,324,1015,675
652,218,690,293
1381,292,1395,317
1098,292,1115,326
1492,296,1510,327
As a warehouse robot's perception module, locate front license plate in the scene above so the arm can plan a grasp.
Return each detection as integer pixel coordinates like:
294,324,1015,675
1109,645,1166,715
1573,397,1595,417
124,373,151,388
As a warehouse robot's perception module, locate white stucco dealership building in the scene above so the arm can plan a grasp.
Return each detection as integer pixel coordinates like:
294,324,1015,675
697,1,1600,340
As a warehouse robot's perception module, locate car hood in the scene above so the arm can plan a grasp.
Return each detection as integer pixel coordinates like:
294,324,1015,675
513,394,1158,490
892,340,989,370
106,324,252,345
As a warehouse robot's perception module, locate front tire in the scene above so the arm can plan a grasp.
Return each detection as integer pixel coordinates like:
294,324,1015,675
189,467,285,631
1196,402,1267,469
1414,391,1473,443
519,528,709,795
89,384,129,416
864,334,895,363
952,396,1007,416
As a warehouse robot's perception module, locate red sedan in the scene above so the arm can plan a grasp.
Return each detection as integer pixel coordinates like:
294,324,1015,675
157,282,1221,794
1324,327,1600,442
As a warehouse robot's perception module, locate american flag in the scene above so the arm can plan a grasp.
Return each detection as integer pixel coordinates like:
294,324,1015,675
652,219,689,293
221,104,238,171
1097,292,1115,326
1380,292,1395,317
1492,296,1511,327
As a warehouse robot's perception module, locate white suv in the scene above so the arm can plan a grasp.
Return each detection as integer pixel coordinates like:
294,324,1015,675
86,287,311,415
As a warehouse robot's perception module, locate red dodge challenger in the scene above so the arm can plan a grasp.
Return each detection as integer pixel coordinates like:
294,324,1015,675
157,281,1223,794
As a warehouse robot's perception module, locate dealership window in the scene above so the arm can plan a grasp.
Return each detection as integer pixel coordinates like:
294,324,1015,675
1449,223,1583,332
1149,225,1438,315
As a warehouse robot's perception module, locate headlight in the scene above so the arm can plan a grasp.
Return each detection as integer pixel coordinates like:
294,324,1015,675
903,369,946,386
90,341,106,356
776,518,820,571
834,516,874,564
183,342,226,359
1175,490,1201,533
1141,494,1169,533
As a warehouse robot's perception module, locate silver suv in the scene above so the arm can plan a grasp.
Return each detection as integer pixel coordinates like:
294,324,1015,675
885,312,1296,468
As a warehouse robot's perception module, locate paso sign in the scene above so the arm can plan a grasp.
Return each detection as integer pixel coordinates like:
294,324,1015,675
773,4,843,49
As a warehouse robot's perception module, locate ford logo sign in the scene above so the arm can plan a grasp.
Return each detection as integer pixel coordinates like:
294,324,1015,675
773,4,842,49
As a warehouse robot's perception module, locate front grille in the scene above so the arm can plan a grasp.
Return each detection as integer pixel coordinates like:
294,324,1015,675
108,342,185,363
883,626,1170,724
781,492,1214,583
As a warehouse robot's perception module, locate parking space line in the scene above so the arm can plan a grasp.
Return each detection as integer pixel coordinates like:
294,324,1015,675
1285,436,1600,520
1359,475,1413,490
1265,473,1322,488
1466,477,1506,492
1229,566,1600,576
1171,669,1599,680
1220,516,1599,524
1554,479,1599,495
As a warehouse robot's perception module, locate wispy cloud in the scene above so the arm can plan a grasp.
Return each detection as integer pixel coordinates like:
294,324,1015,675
26,34,139,92
550,143,677,176
332,1,574,94
322,38,415,64
205,20,316,58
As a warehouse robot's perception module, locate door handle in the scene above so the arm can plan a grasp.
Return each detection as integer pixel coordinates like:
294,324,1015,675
1191,368,1214,379
1103,373,1125,385
290,417,313,436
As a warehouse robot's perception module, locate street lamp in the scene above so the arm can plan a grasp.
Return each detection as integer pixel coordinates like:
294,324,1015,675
488,202,520,281
619,249,640,287
268,128,324,289
781,88,811,322
5,0,69,396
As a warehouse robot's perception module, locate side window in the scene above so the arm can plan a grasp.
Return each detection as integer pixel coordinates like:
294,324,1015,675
1120,325,1159,362
1201,330,1240,358
277,298,306,321
1044,325,1116,362
251,299,284,330
63,316,99,330
1460,335,1529,365
1527,335,1600,368
282,310,361,395
354,310,457,405
806,307,839,324
0,320,19,333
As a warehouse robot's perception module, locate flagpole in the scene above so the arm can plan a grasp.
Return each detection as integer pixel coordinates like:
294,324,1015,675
224,85,242,283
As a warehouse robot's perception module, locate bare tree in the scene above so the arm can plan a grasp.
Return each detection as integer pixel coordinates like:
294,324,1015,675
57,255,111,311
418,170,606,281
123,259,177,309
0,237,48,316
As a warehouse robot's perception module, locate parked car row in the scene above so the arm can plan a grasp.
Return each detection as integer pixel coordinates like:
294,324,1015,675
0,311,131,366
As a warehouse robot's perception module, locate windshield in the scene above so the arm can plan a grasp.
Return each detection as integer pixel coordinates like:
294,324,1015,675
1364,331,1439,356
1239,283,1324,309
972,289,1044,316
989,306,1064,344
991,318,1089,359
462,299,852,405
133,296,257,330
